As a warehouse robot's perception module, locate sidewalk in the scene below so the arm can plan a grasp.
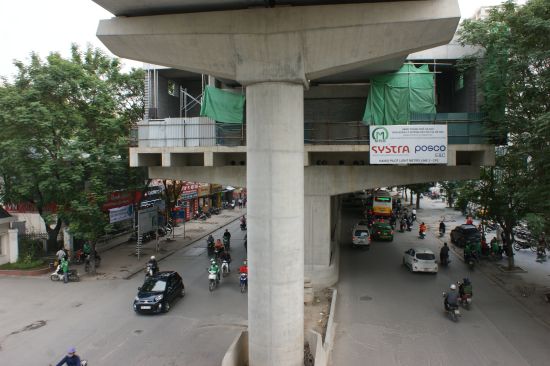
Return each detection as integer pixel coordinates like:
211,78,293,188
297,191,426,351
80,208,246,281
415,198,550,328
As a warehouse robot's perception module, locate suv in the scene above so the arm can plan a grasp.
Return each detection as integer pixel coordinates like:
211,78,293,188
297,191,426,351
352,223,371,249
133,271,185,314
450,224,481,248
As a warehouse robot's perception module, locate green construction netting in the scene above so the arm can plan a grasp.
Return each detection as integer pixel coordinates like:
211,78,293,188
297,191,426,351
362,63,436,125
200,86,245,124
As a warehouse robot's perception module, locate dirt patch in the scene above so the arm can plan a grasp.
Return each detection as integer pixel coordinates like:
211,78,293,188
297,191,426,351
304,288,333,342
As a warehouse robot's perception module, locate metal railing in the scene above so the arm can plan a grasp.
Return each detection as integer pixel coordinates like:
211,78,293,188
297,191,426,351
130,113,490,148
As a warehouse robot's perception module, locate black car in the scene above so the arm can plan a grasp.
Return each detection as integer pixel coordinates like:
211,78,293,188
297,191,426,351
133,271,185,314
450,224,481,248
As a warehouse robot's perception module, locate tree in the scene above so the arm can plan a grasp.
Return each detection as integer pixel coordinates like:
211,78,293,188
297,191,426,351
405,183,433,209
0,45,146,268
162,180,185,231
459,0,550,236
440,181,461,208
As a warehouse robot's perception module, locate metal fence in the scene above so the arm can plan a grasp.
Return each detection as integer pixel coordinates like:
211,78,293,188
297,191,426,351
131,113,489,147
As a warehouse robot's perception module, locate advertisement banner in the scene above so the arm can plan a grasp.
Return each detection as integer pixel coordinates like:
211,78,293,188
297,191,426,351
109,204,134,224
370,125,447,164
138,207,158,234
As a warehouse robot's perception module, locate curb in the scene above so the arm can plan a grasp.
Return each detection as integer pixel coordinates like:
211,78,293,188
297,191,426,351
123,214,245,280
0,267,51,277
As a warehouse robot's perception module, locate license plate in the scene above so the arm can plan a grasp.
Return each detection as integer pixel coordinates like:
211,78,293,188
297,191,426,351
141,305,151,309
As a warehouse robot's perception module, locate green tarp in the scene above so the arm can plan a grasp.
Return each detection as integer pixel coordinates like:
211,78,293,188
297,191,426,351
362,63,436,125
200,86,245,124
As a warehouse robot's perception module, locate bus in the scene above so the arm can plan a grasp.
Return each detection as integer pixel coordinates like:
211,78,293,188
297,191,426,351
372,190,392,217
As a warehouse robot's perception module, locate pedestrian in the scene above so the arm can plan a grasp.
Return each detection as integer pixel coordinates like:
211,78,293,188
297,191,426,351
61,258,69,284
238,198,243,209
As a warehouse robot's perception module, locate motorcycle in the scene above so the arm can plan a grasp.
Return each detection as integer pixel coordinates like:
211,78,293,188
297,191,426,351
440,253,450,266
513,239,537,252
443,293,461,322
74,249,86,264
419,231,426,239
465,253,477,270
399,220,406,233
208,270,219,292
240,222,247,231
206,237,215,256
84,253,101,273
459,294,473,310
240,272,248,293
223,236,231,251
145,263,158,278
50,265,80,282
221,260,230,277
439,228,445,238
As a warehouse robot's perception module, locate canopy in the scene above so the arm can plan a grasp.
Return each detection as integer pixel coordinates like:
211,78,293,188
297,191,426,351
200,86,245,124
363,63,436,125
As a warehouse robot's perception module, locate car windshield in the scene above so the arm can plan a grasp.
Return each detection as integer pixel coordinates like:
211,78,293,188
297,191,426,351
464,228,480,235
416,253,435,261
354,230,369,237
141,278,167,292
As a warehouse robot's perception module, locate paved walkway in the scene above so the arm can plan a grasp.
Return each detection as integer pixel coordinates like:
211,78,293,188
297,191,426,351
78,208,246,280
416,198,550,328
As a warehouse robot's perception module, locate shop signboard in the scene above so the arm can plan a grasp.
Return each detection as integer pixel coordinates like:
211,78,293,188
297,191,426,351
109,204,134,224
369,124,448,164
198,184,211,197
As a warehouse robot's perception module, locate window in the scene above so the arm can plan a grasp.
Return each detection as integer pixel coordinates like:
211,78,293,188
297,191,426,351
416,253,435,261
354,230,369,237
141,279,167,292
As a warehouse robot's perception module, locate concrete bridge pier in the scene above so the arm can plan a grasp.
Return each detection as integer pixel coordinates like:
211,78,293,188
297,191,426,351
247,82,305,365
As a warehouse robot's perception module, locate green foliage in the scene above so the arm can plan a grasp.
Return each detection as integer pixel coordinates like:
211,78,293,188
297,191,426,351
17,237,44,264
0,259,46,270
457,0,550,266
0,45,147,251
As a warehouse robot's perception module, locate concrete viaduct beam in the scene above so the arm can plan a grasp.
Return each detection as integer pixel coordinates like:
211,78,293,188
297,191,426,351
97,0,461,85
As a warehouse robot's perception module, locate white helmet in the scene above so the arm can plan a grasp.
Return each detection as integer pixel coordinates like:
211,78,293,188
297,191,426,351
151,256,155,260
450,284,457,290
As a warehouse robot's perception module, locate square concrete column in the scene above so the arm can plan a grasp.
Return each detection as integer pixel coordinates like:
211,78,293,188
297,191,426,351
8,228,18,263
247,82,304,366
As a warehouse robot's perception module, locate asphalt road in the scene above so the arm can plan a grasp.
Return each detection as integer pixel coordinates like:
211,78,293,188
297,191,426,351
0,220,248,366
332,203,550,366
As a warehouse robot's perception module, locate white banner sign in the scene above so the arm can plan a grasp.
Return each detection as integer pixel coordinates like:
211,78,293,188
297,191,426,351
370,125,448,164
109,204,134,224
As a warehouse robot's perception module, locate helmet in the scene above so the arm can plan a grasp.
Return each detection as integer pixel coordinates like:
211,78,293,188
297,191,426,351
450,284,457,290
243,260,247,265
150,256,155,260
210,258,216,264
67,346,76,354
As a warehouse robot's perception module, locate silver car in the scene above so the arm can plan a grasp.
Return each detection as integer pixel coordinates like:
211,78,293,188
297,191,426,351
352,224,371,248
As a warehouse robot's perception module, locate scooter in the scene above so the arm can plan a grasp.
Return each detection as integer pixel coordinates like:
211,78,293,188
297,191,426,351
465,253,477,270
84,253,101,273
439,228,445,238
240,272,248,293
399,220,406,233
50,265,80,282
240,222,247,231
145,263,158,278
221,260,230,277
419,231,426,239
206,238,215,256
443,293,461,322
223,236,231,251
208,270,219,292
459,294,473,310
440,253,450,266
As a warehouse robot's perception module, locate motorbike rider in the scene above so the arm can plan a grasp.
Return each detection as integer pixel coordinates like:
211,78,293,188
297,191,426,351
147,256,159,275
444,284,459,311
61,257,69,284
223,228,231,242
241,216,247,227
412,208,417,221
439,221,446,235
239,260,248,275
209,258,221,281
440,242,450,265
54,346,82,366
220,250,232,272
419,222,427,238
458,278,473,299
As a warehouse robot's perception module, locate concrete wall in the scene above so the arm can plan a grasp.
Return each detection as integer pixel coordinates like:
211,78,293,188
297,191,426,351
221,331,249,366
0,224,9,265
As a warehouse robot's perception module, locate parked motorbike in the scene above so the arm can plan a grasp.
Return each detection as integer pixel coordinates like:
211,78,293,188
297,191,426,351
240,273,248,293
513,239,537,252
221,260,230,277
50,265,80,282
208,270,219,292
84,253,101,273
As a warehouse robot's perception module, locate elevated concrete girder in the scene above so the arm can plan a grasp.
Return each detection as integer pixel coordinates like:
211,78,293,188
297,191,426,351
97,0,460,84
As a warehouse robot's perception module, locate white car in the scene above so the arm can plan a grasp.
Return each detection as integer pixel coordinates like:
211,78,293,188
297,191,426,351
352,223,371,248
403,248,438,273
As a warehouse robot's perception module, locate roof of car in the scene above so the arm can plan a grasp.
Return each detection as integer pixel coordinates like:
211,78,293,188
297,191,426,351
458,224,478,230
410,248,435,254
152,271,178,279
353,223,370,230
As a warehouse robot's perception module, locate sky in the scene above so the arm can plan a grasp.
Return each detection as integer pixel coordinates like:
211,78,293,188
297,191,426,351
0,0,523,79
